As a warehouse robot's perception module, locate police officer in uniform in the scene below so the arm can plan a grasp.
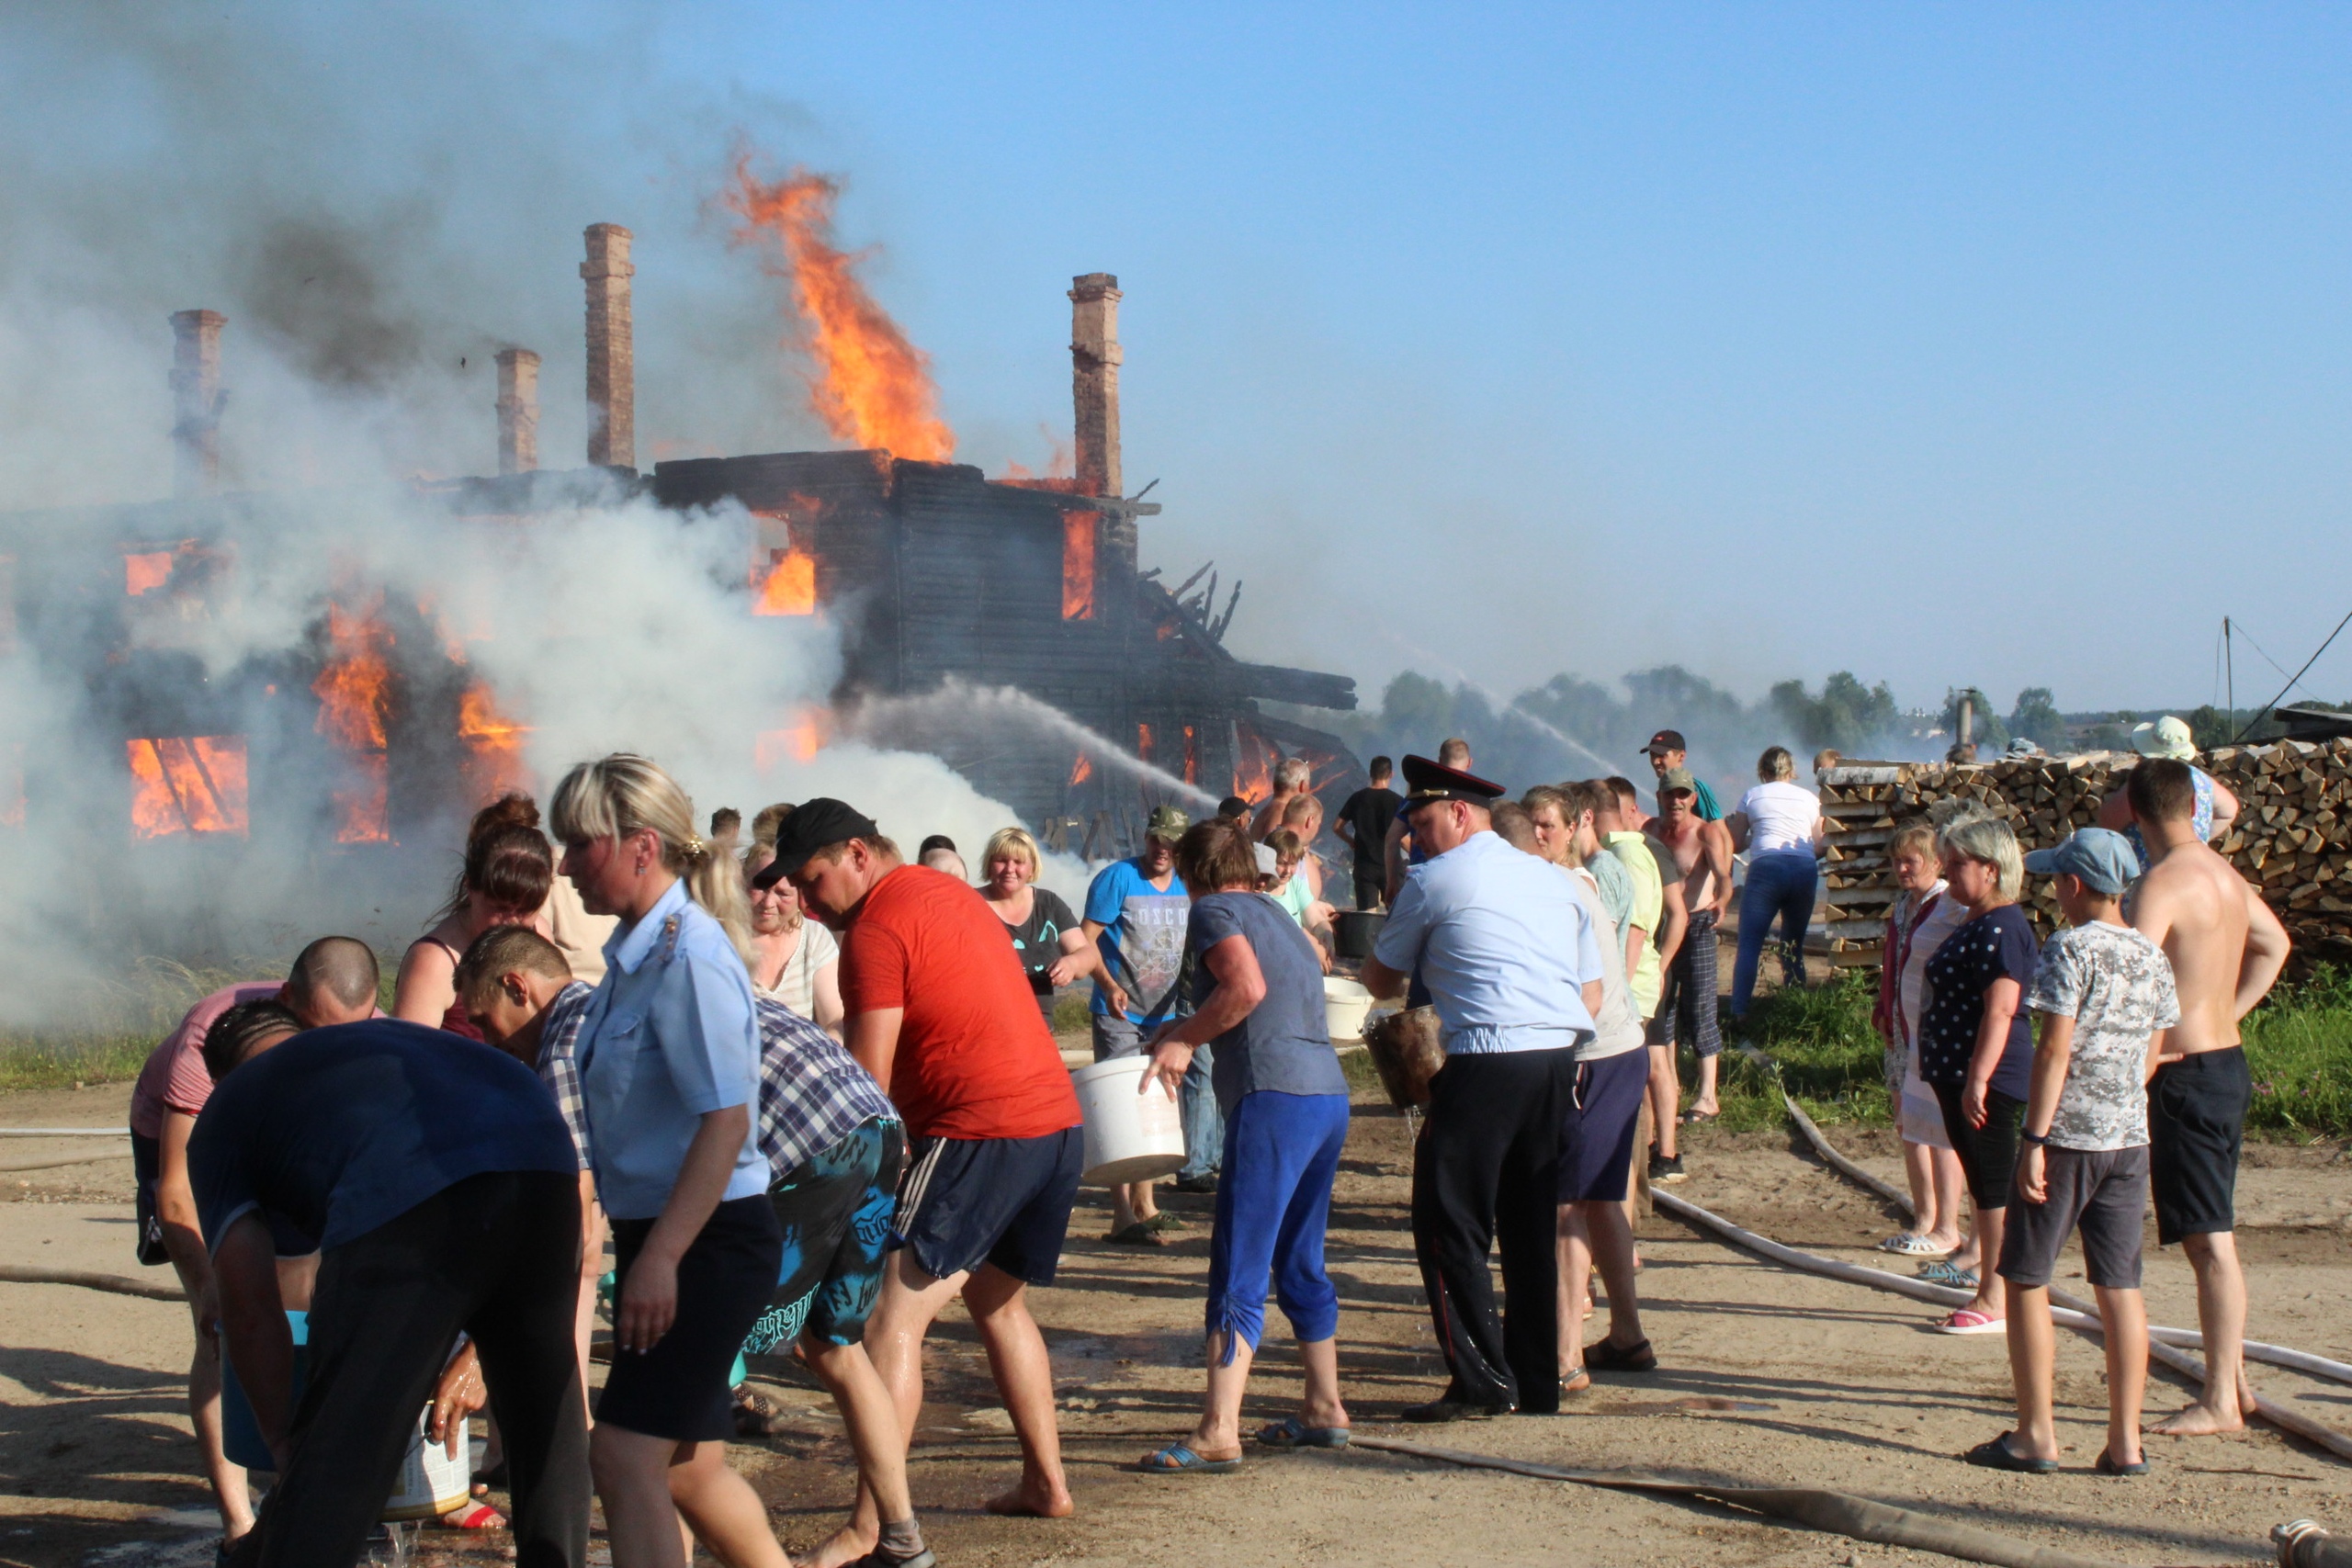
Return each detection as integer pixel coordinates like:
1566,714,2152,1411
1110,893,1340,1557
1362,755,1607,1420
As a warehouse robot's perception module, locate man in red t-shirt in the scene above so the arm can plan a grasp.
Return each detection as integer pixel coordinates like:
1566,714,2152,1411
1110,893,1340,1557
763,800,1081,1560
124,937,380,1552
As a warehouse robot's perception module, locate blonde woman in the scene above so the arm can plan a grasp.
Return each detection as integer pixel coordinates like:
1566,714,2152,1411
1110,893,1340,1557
978,827,1104,1023
1871,821,1973,1269
1917,813,2039,1337
741,843,844,1036
550,754,784,1568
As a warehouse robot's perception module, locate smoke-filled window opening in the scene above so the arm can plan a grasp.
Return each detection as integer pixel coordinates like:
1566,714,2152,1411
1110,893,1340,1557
1060,510,1098,620
127,736,248,840
752,501,821,617
312,595,395,844
1136,720,1155,765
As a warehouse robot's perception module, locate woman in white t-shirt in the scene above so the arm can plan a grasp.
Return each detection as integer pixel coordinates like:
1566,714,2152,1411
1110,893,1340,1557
741,843,844,1036
1726,747,1825,1018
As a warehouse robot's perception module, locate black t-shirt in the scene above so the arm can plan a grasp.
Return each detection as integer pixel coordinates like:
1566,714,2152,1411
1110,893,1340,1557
1340,786,1404,869
1918,905,2040,1099
1000,887,1080,997
189,1020,578,1255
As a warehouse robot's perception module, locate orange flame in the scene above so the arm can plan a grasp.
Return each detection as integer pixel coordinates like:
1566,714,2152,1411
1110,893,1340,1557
125,550,176,597
754,548,818,615
458,682,535,804
755,708,831,771
128,736,249,839
1182,725,1199,786
1136,722,1155,764
725,159,956,462
1232,723,1276,804
313,596,394,843
1061,511,1097,620
1069,753,1093,787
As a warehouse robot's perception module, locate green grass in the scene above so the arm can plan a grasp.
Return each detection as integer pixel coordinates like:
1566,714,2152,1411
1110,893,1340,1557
0,952,402,1093
1722,963,2352,1141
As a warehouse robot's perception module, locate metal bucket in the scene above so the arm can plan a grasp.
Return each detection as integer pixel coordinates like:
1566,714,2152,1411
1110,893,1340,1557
1333,909,1385,960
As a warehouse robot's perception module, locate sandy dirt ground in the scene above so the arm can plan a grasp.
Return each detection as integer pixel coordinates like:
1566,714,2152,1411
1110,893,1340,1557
4,1073,2349,1568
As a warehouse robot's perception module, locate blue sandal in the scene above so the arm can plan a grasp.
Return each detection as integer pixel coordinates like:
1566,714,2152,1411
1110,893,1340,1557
1255,1417,1350,1450
1136,1442,1242,1473
1918,1259,1979,1290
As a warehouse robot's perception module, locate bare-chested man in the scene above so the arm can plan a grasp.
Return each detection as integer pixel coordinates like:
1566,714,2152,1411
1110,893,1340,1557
1649,769,1735,1119
2126,757,2290,1437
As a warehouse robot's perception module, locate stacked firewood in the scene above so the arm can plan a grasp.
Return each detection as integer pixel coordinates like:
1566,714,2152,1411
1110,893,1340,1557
1817,737,2352,970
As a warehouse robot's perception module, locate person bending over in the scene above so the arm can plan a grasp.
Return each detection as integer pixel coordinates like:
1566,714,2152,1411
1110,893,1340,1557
1135,818,1352,1472
127,938,379,1557
766,799,1084,1562
193,1018,587,1568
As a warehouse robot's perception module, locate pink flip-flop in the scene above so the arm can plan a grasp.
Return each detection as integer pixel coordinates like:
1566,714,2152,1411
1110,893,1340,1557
1937,1308,2006,1336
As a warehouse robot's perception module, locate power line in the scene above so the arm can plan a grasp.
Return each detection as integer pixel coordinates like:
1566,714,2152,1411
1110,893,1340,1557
2231,604,2352,744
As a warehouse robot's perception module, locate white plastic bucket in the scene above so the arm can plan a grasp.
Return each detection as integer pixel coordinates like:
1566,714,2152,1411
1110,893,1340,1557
381,1405,474,1521
1070,1055,1187,1185
1323,976,1373,1043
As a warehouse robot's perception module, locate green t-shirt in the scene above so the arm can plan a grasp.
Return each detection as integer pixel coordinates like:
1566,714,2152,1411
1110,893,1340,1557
1605,830,1665,1018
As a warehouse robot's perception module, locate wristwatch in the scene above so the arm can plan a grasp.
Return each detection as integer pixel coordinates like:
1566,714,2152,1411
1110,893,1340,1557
2020,1130,2050,1146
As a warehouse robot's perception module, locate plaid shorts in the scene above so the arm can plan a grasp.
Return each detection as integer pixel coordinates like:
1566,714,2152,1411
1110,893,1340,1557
1647,909,1722,1058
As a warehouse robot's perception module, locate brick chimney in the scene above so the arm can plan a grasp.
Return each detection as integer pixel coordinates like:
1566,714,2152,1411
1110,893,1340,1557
495,347,540,475
169,309,226,498
581,223,635,469
1069,273,1122,499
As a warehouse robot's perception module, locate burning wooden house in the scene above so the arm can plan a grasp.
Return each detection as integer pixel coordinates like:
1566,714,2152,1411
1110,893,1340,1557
0,224,1361,895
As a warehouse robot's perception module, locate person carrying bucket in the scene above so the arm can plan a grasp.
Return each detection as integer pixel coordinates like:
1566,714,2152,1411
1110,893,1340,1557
763,798,1084,1564
1132,817,1353,1473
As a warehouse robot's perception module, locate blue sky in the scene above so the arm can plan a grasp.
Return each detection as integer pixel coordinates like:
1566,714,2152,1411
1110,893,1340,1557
12,3,2352,716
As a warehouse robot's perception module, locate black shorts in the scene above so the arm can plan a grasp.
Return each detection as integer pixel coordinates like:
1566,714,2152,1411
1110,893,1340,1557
743,1118,904,1353
1932,1080,2026,1210
2149,1047,2250,1246
599,1194,782,1443
1559,1050,1648,1203
893,1126,1082,1286
1997,1144,2148,1290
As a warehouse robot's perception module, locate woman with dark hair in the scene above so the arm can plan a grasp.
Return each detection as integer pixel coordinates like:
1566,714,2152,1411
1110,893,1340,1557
1134,818,1351,1473
394,794,556,1037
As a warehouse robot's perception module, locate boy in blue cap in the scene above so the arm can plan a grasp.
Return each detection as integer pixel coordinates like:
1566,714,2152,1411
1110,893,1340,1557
1967,828,2178,1477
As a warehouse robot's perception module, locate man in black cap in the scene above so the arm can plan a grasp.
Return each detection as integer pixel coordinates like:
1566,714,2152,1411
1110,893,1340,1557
1362,756,1611,1420
1642,730,1723,822
757,801,1084,1552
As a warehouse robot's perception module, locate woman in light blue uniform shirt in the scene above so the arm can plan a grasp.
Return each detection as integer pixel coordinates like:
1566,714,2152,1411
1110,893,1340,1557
550,754,788,1568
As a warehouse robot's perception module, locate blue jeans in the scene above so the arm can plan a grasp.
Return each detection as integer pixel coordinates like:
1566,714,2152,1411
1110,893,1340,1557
1733,852,1817,1017
1179,1045,1223,1180
1205,1091,1349,1355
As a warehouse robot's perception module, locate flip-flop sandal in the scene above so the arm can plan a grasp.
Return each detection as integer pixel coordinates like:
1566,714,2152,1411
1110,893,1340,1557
1938,1308,2006,1336
1256,1417,1351,1449
1963,1435,2055,1473
2094,1449,2150,1477
1918,1261,1980,1289
1878,1233,1951,1258
439,1502,507,1530
1559,1368,1591,1399
1106,1223,1166,1247
1679,1110,1719,1125
1584,1336,1657,1372
1136,1442,1241,1473
1143,1211,1186,1232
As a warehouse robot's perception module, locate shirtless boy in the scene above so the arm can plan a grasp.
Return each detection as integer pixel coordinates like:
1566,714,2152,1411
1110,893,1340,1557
1648,770,1734,1119
2125,757,2290,1436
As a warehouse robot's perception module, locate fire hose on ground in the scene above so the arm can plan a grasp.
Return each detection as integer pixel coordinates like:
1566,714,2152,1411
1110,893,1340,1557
1348,1434,2134,1568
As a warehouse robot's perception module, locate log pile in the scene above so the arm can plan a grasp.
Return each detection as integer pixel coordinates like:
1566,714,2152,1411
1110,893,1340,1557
1818,737,2352,970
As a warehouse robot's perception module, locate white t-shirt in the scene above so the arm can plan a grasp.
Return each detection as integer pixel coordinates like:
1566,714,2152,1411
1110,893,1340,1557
1736,781,1822,857
752,920,840,1020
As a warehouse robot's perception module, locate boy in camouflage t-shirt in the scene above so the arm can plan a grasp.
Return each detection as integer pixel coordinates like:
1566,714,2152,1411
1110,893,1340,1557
1969,829,2179,1477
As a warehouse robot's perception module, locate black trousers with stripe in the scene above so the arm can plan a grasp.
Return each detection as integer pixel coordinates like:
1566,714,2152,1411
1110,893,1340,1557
1409,1048,1577,1412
